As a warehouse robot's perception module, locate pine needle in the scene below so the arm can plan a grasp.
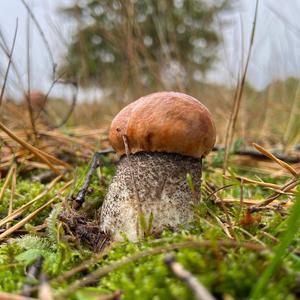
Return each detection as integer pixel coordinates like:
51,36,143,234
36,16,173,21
0,175,63,227
253,143,298,177
0,161,15,201
0,180,72,240
0,121,64,174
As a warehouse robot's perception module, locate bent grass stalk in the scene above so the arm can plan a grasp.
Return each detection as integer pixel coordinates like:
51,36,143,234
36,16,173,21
253,143,298,177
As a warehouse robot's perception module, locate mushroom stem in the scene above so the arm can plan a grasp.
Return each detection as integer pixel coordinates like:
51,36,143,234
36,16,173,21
100,152,202,241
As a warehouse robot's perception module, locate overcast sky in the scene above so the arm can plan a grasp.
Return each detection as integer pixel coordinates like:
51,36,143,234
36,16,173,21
0,0,300,101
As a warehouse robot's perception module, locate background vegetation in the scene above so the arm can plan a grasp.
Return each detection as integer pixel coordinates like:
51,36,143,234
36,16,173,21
60,0,228,98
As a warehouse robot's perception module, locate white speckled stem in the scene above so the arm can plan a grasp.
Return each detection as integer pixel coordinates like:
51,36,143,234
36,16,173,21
100,152,202,242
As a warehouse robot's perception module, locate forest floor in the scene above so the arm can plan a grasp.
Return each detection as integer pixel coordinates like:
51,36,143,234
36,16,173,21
0,123,299,300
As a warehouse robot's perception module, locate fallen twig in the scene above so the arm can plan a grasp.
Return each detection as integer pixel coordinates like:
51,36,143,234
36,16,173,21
31,171,58,184
38,275,53,300
22,256,44,297
71,148,114,209
164,254,216,300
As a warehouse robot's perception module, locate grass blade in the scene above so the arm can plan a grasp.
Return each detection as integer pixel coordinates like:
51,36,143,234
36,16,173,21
223,0,259,174
250,189,300,299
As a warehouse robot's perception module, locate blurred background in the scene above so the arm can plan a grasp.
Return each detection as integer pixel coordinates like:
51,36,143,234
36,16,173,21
0,0,299,151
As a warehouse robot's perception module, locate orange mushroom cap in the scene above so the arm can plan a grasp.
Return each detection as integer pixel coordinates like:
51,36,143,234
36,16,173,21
25,91,46,110
109,91,216,158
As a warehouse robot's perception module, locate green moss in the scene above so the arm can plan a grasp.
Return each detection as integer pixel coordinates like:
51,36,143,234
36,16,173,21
0,157,299,299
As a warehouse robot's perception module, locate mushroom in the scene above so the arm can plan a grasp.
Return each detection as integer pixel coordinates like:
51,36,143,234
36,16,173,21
24,91,47,113
100,91,216,242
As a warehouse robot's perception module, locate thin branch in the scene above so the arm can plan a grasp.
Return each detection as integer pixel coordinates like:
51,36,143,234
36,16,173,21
33,78,78,129
33,73,66,122
204,184,234,201
71,148,115,209
20,0,56,78
53,80,78,129
0,25,24,93
0,19,18,107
